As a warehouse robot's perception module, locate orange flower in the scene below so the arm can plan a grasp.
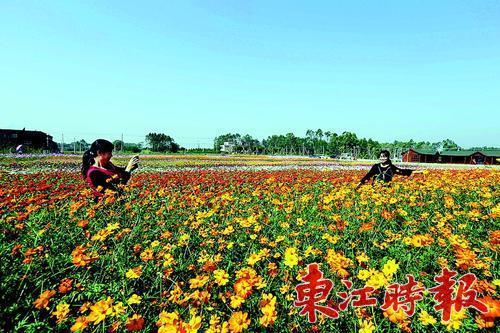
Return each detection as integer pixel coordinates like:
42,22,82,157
475,315,494,329
234,278,253,299
479,296,500,319
79,302,91,314
140,248,154,261
71,245,98,267
325,249,353,278
108,321,121,333
490,230,500,245
70,316,88,332
126,314,145,332
11,244,22,255
58,278,73,294
359,222,374,232
383,307,408,324
33,289,56,309
77,220,89,228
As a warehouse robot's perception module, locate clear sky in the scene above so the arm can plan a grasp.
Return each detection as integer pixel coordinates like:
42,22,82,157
1,1,499,148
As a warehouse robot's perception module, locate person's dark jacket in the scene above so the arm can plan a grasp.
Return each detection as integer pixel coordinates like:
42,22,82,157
360,163,412,184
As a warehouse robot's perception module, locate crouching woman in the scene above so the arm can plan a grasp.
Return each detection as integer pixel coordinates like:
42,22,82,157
81,139,139,198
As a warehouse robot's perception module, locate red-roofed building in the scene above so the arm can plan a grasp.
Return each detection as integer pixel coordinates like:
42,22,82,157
402,148,499,165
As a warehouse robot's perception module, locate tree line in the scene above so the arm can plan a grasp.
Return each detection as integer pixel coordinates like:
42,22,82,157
213,130,482,159
54,130,496,158
61,133,179,154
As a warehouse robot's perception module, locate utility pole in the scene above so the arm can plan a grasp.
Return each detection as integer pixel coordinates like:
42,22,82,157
61,134,64,153
121,133,124,152
74,137,76,154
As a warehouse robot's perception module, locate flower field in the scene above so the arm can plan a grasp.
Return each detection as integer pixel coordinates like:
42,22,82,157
0,153,484,174
1,164,499,332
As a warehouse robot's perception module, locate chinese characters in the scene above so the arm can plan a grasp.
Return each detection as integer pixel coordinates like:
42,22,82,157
294,263,488,323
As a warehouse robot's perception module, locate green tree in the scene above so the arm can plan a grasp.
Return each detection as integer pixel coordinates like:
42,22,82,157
214,133,242,153
113,140,124,151
145,133,179,152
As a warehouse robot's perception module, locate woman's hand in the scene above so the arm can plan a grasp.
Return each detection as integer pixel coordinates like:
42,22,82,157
126,155,139,172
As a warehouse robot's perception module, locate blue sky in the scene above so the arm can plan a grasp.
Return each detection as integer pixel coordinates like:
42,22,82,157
1,1,499,148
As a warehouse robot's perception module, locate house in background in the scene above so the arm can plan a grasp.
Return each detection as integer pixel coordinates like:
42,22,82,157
0,128,59,153
402,148,500,165
220,141,236,154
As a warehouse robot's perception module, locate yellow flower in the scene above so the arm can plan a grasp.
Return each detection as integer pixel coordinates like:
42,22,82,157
382,259,399,277
189,275,209,289
442,308,467,331
418,310,437,325
105,222,120,232
280,284,290,294
259,293,277,327
157,311,179,326
359,319,375,333
163,253,175,268
178,233,190,246
247,253,262,266
322,233,339,244
283,247,299,268
366,271,389,289
186,315,202,333
112,302,126,316
228,311,250,333
356,252,370,263
87,297,113,324
213,269,229,286
357,269,372,280
230,295,245,309
126,266,143,279
91,229,111,242
127,294,142,305
304,245,316,257
51,302,70,324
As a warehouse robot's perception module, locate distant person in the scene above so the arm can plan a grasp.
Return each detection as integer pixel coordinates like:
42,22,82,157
81,139,139,198
356,150,423,189
15,144,23,154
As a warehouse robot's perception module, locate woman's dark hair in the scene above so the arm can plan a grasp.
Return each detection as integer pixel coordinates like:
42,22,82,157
379,150,392,164
379,150,390,158
81,139,114,178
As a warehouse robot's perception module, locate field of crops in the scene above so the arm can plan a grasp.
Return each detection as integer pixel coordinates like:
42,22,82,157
1,156,499,332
